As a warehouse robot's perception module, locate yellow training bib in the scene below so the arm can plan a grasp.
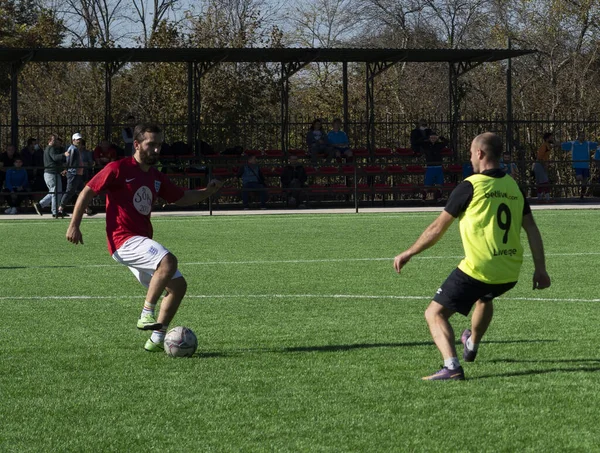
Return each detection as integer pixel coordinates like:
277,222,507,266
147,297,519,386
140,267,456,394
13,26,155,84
457,173,524,283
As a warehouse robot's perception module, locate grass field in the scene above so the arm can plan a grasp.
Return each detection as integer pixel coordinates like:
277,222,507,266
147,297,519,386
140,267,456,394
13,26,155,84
1,209,599,452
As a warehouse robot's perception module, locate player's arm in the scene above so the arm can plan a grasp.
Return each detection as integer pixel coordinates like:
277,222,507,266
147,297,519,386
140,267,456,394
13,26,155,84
521,213,551,290
172,179,224,206
393,211,455,273
66,186,97,245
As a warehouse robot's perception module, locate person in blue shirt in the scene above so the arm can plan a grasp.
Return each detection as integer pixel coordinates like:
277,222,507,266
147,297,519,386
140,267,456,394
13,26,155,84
500,151,517,177
327,118,352,160
3,154,30,214
236,154,267,209
561,131,597,199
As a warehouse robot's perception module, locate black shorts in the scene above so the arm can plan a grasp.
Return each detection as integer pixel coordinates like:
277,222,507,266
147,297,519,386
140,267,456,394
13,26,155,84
433,268,517,316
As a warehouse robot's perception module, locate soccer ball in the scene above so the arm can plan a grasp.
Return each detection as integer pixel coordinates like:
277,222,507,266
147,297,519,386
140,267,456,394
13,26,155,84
164,326,198,357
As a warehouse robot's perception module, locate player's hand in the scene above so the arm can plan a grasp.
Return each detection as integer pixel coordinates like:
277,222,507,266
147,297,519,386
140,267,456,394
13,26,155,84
206,179,224,192
66,225,84,245
393,251,413,274
533,269,551,290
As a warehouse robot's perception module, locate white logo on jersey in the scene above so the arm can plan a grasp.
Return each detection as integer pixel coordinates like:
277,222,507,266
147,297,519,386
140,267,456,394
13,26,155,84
133,186,153,215
154,180,161,193
126,178,135,183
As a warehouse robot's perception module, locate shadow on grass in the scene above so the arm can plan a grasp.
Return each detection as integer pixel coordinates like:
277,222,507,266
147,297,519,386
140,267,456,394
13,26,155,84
489,358,600,364
192,339,557,359
470,365,600,380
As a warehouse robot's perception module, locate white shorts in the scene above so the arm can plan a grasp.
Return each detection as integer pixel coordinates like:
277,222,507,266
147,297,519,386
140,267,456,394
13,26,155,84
112,236,183,288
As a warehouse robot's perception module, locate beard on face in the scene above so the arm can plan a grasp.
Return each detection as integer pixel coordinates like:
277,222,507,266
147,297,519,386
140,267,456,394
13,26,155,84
142,153,159,165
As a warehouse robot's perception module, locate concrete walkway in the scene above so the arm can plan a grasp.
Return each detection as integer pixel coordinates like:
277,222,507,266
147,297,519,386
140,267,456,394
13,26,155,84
3,201,600,221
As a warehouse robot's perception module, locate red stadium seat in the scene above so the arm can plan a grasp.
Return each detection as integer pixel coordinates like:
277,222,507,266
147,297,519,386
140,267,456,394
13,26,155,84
445,164,463,173
385,165,404,174
319,166,339,175
396,147,415,156
352,148,370,157
309,184,328,193
364,165,383,175
374,147,393,156
331,184,351,193
405,165,426,174
441,147,453,156
264,149,284,157
288,149,307,157
394,183,414,193
304,166,317,176
374,183,392,192
357,183,371,193
244,149,262,157
341,165,357,175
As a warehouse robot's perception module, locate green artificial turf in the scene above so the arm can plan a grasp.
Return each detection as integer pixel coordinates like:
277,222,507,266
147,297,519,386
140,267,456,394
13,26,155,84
1,209,598,452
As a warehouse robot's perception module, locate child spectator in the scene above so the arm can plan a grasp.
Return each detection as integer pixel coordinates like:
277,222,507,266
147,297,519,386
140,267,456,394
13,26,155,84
327,118,352,160
4,154,30,214
281,155,308,208
307,118,334,164
237,154,267,209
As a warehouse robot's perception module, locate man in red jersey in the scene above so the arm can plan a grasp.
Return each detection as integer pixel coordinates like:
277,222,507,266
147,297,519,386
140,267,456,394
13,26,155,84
66,123,223,352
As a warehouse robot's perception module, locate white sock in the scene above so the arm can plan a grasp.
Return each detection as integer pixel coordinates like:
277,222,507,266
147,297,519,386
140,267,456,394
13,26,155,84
466,337,479,352
444,357,460,370
150,325,168,344
141,300,156,317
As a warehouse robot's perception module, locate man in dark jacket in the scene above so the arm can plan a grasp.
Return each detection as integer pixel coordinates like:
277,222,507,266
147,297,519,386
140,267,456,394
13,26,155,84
281,155,308,208
410,119,433,155
34,134,66,217
421,131,448,201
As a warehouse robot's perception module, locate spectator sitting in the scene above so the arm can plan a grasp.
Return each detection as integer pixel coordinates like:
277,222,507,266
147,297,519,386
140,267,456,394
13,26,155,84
281,155,308,208
534,132,553,202
237,154,267,209
20,138,42,185
410,119,433,155
0,144,17,189
307,118,334,164
3,154,30,214
561,131,597,199
327,118,353,160
93,140,118,168
421,131,447,201
122,115,135,157
500,151,518,177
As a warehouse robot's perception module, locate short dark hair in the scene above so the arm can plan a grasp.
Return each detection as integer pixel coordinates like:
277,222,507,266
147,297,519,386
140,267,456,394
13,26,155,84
310,118,322,130
543,132,553,141
13,153,23,162
27,137,36,146
475,132,503,161
133,123,162,143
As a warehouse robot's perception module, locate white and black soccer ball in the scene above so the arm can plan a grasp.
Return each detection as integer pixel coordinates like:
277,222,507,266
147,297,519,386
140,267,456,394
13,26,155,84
164,326,198,357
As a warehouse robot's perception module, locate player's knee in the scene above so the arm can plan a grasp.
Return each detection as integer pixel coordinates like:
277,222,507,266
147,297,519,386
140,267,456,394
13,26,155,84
158,253,178,275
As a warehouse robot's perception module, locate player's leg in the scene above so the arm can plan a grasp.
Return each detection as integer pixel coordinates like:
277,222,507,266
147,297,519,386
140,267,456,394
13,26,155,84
145,276,188,351
423,301,464,380
461,299,493,362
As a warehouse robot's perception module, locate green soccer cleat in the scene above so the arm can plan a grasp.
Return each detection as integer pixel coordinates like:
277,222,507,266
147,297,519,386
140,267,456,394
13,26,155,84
137,314,162,331
144,339,165,353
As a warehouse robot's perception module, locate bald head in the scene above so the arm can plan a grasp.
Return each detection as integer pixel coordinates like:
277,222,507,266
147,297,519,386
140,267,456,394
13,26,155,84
473,132,503,162
469,132,504,173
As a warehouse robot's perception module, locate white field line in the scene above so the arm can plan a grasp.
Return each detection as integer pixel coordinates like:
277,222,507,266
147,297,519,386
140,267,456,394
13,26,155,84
1,293,599,303
6,251,600,269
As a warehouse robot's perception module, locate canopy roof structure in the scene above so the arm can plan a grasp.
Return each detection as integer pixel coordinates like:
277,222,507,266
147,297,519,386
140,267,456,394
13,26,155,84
0,47,533,63
2,46,535,153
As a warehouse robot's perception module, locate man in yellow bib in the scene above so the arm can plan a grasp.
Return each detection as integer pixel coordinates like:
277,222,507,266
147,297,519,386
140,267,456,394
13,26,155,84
394,132,551,380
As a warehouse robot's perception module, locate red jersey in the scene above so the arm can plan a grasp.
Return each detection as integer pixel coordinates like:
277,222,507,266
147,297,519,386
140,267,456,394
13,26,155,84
87,157,185,255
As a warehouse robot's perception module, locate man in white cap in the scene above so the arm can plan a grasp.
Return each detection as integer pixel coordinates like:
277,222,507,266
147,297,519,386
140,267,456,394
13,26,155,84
58,132,85,217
